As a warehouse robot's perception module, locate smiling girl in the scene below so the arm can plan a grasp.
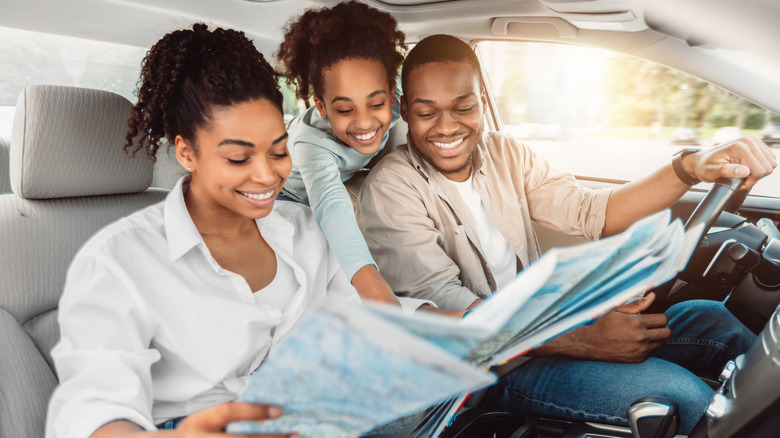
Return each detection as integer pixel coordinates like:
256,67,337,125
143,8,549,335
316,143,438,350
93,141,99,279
276,1,409,308
46,23,359,437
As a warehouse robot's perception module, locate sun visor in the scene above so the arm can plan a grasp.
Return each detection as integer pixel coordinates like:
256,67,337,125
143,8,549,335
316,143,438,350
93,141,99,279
539,0,648,32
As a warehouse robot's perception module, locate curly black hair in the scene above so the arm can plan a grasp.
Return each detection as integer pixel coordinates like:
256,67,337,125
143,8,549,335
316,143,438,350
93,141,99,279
125,23,283,160
276,0,405,102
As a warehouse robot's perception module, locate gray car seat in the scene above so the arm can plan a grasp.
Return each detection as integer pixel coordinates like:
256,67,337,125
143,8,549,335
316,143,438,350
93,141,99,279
0,85,168,438
0,136,10,194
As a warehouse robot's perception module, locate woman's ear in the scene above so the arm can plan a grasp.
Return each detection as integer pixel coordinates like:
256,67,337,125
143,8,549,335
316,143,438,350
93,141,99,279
175,135,196,173
313,96,328,119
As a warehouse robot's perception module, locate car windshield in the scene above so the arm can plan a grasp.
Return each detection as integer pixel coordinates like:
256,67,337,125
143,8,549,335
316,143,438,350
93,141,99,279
477,41,780,198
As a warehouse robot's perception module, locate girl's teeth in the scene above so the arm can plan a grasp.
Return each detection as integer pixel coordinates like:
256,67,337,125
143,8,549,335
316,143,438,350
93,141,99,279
433,138,464,149
240,191,273,201
353,130,378,141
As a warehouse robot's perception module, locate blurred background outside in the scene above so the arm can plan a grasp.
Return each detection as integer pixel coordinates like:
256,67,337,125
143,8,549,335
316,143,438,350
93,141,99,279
478,41,780,197
1,28,777,196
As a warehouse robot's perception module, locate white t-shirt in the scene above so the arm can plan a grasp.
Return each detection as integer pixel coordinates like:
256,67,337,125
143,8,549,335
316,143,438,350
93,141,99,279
253,252,299,312
450,175,517,289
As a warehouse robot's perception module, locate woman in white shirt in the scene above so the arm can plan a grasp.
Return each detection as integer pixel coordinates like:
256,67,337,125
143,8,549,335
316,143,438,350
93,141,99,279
46,23,359,438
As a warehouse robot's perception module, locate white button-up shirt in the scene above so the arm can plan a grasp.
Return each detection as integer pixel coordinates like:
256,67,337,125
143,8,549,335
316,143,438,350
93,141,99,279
46,178,361,438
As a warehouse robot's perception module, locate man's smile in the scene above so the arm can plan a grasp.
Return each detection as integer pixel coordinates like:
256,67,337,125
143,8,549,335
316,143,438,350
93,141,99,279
432,137,465,150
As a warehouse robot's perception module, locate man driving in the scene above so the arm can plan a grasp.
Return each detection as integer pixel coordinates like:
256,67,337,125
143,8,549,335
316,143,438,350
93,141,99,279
355,34,776,433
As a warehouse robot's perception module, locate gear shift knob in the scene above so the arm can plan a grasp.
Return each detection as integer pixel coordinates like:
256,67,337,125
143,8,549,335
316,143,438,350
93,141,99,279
627,396,680,438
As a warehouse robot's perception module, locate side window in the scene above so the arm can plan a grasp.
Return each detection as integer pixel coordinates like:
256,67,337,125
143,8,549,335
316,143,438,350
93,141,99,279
476,41,779,198
278,80,305,124
0,26,304,138
0,26,148,138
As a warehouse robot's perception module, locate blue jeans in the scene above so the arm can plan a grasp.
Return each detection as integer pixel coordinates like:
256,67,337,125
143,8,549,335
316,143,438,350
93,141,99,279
157,417,184,429
479,300,756,434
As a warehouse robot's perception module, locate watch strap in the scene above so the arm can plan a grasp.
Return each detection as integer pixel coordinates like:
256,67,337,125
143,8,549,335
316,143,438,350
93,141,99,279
672,148,701,185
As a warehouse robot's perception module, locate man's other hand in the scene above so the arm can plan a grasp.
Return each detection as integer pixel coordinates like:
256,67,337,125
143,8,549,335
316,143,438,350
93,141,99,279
531,292,671,363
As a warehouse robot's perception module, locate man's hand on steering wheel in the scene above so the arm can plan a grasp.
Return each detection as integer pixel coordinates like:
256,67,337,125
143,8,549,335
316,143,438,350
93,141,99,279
602,135,774,237
681,135,777,190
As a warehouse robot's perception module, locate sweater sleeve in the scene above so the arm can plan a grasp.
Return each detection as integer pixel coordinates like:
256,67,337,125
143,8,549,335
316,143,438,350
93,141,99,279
293,140,376,280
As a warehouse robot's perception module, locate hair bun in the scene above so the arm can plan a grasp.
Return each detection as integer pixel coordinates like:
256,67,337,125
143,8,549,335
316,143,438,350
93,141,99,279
125,23,283,161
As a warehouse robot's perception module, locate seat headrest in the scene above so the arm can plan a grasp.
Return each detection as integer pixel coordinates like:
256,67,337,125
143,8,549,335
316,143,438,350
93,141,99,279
0,136,10,194
10,85,152,199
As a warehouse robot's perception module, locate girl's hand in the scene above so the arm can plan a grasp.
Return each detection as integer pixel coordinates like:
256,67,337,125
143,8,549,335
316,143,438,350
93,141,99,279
352,265,401,305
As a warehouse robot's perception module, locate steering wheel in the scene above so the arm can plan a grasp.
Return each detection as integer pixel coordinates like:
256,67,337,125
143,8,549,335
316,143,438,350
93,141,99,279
647,178,748,310
684,177,747,241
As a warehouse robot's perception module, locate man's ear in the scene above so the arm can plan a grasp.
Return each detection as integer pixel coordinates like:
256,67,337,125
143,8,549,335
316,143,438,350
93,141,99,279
400,96,408,123
175,135,196,173
480,87,488,109
313,96,328,119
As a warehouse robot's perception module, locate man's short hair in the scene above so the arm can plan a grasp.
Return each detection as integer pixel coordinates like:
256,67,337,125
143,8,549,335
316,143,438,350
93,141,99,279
401,34,482,97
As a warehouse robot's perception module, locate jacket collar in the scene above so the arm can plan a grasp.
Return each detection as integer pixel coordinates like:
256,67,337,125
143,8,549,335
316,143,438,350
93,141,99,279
402,132,491,269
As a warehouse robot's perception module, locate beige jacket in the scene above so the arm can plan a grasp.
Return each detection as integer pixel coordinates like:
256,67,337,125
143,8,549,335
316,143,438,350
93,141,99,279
355,131,613,310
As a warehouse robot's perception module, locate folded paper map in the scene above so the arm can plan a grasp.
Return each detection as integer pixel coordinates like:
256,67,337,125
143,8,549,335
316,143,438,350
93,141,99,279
230,210,703,437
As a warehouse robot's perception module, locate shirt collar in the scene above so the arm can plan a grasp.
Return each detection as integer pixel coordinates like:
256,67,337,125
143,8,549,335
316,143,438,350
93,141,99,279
164,177,298,262
164,177,203,262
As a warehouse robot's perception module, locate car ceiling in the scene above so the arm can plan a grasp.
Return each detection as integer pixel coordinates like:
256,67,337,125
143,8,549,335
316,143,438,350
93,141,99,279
1,0,779,113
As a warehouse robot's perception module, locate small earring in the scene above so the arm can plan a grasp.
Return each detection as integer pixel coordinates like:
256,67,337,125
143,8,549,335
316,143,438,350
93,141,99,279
187,167,192,172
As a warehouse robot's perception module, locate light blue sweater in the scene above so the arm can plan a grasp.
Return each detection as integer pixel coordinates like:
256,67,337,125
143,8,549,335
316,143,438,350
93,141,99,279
281,80,401,280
